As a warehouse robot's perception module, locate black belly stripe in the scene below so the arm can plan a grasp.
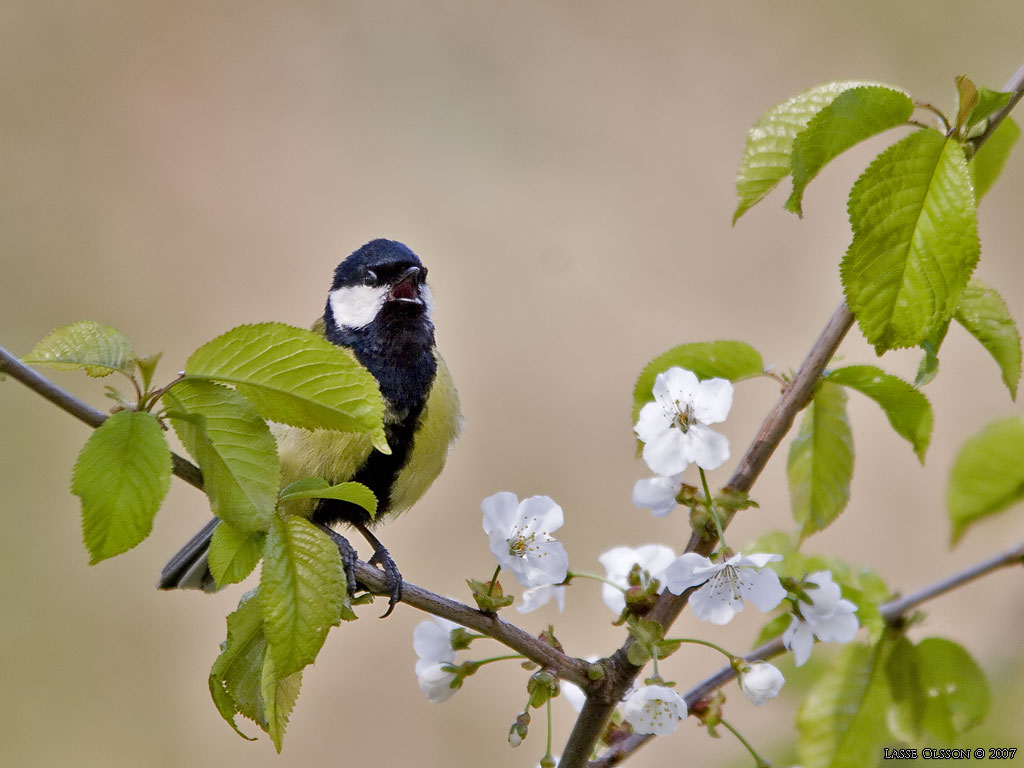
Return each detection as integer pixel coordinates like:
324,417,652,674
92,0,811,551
312,399,426,528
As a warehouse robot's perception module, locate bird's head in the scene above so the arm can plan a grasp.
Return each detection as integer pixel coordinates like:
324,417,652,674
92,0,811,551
325,239,434,335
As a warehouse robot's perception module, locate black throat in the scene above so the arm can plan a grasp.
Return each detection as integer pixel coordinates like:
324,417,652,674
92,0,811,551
317,302,438,527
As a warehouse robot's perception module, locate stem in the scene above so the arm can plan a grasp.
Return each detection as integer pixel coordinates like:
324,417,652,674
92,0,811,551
469,653,527,669
486,564,502,598
672,637,737,663
545,697,554,765
913,99,951,133
698,466,727,550
720,718,770,768
567,570,627,592
589,537,1024,767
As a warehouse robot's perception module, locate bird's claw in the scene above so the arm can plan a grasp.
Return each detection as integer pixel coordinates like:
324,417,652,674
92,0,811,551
368,546,403,618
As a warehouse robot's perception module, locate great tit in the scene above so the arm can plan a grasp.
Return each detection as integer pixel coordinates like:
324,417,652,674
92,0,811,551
158,239,462,611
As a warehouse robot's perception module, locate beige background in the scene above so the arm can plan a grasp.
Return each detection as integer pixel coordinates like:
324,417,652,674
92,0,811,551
2,2,1022,766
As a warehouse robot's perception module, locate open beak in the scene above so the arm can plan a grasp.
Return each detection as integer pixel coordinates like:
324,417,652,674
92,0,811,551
388,266,424,304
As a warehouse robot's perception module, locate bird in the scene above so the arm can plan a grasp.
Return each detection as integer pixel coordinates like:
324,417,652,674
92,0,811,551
157,238,462,614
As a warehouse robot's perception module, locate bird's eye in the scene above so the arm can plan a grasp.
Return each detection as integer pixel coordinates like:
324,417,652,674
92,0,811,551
362,269,377,286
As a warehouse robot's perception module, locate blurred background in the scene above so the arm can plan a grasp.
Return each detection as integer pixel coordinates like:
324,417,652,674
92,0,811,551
2,2,1022,766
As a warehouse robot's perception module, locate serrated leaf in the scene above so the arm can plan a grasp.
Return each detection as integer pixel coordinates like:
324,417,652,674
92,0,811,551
72,410,172,563
278,480,377,518
260,515,347,680
23,320,136,378
841,130,979,352
797,639,894,768
788,382,853,540
209,591,265,740
888,637,989,743
209,522,265,588
734,81,881,221
185,322,388,452
948,416,1024,543
954,279,1021,399
261,653,303,753
826,365,933,461
632,341,763,423
786,85,914,216
164,380,279,532
969,117,1019,201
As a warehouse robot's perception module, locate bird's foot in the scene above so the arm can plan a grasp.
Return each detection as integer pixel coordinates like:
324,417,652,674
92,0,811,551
314,522,361,600
367,544,403,618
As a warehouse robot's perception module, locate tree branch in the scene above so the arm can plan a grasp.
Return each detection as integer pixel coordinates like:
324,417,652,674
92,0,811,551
0,342,592,687
0,343,205,489
562,61,1024,768
590,538,1024,767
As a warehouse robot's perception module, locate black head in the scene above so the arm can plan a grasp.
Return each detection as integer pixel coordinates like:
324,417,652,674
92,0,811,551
325,239,433,332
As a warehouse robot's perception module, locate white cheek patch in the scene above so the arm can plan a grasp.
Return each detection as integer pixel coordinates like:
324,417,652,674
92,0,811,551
329,284,388,329
420,283,435,321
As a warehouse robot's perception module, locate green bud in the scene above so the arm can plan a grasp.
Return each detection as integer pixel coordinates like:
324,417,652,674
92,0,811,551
508,712,530,747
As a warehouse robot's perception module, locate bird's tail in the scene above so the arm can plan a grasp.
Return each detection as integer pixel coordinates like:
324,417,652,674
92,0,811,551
157,517,220,592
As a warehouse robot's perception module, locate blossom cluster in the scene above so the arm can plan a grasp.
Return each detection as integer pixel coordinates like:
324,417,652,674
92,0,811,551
410,366,862,751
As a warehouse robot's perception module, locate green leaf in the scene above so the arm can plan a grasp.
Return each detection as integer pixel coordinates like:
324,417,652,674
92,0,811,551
964,85,1014,139
797,639,894,768
164,380,279,532
788,382,853,540
208,522,265,588
632,341,763,423
888,637,990,743
278,480,377,518
261,653,303,753
825,365,933,461
260,515,347,680
948,416,1024,543
954,279,1021,400
968,117,1019,201
185,322,388,452
754,612,793,648
72,410,172,563
23,320,136,378
135,352,162,393
734,81,881,221
954,75,980,137
841,130,979,353
786,85,914,216
914,323,949,388
209,591,265,740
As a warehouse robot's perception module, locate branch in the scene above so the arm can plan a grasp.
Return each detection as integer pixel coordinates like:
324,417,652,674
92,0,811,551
0,343,204,489
591,538,1024,767
560,59,1024,768
0,343,592,687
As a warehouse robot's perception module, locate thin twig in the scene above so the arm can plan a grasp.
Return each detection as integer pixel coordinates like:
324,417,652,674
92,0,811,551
1,344,205,490
1,343,592,685
591,538,1024,767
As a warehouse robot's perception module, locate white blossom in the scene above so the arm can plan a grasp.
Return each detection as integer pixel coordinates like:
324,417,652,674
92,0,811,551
663,551,785,625
517,583,567,614
598,544,676,615
623,684,687,736
632,472,683,517
783,570,859,666
634,367,733,476
413,615,460,703
482,492,569,588
738,661,785,706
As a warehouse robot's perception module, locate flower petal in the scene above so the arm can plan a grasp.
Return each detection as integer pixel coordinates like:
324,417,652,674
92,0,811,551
481,491,520,536
634,401,671,443
783,616,816,667
516,584,566,614
693,377,734,424
416,662,458,703
689,579,743,624
740,566,787,612
658,368,700,407
642,428,689,476
686,424,730,470
413,618,457,664
662,553,718,594
632,474,682,517
516,494,564,535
